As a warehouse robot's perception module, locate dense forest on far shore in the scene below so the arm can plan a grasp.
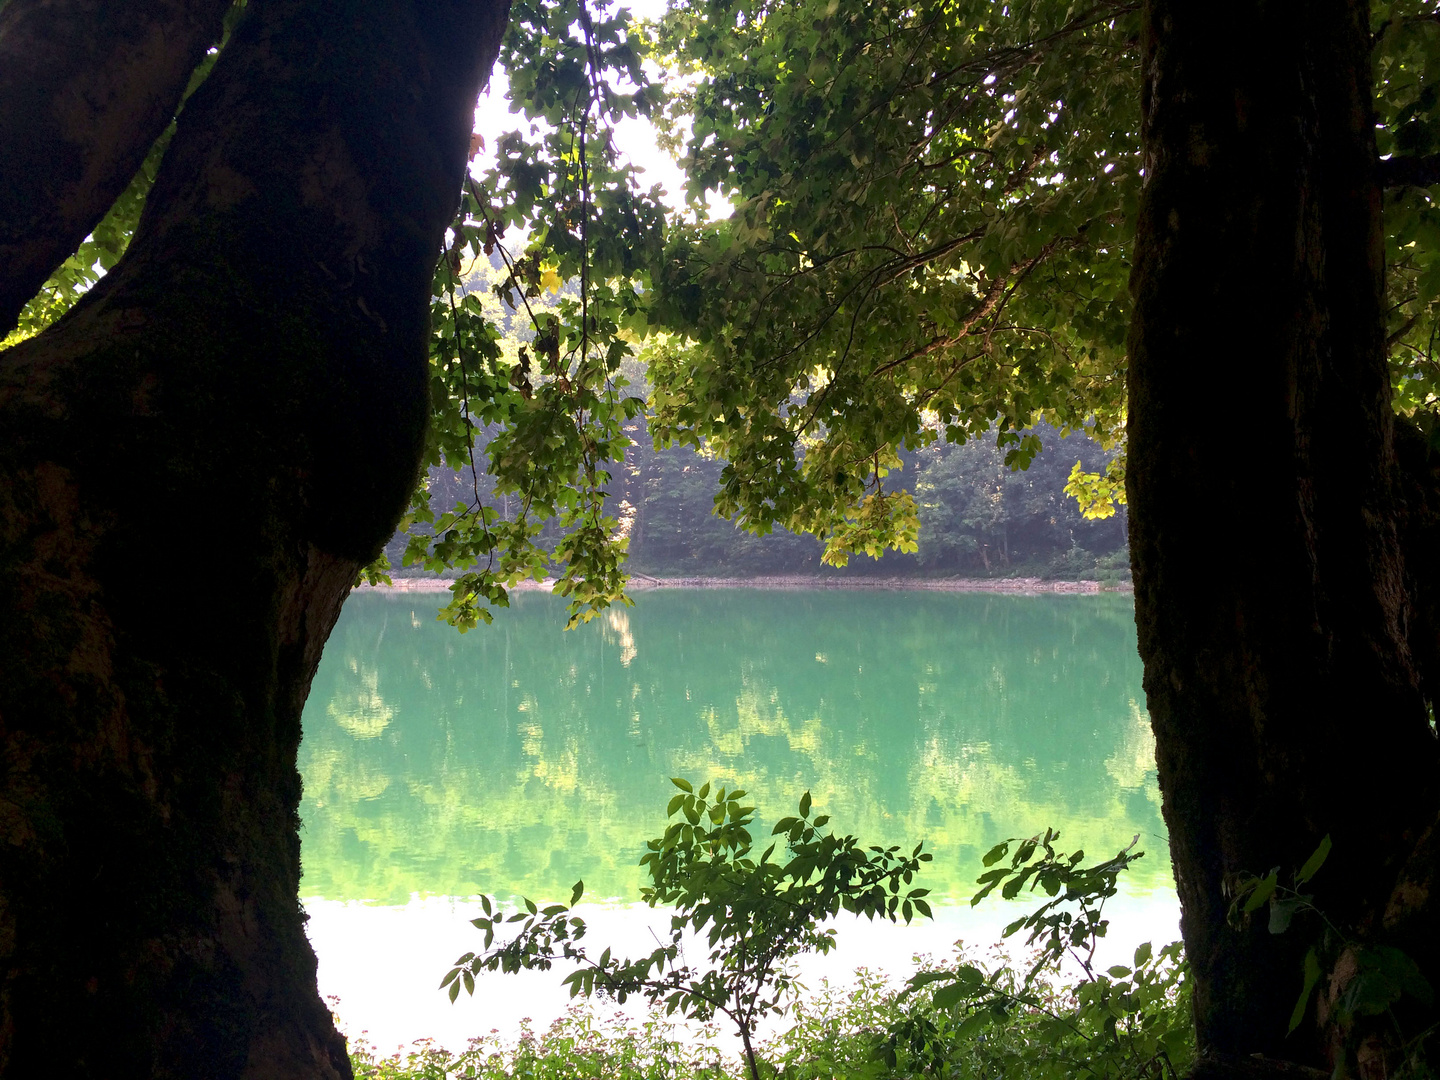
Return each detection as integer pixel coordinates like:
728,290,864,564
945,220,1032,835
385,419,1129,582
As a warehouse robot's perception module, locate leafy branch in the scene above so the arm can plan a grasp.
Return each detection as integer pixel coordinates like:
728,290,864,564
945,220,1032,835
377,0,665,628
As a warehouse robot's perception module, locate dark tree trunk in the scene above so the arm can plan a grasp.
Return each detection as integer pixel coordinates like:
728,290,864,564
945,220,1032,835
0,0,506,1076
1128,0,1440,1069
0,0,235,335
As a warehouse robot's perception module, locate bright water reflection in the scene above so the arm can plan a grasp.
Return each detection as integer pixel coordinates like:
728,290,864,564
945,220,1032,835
298,589,1177,1050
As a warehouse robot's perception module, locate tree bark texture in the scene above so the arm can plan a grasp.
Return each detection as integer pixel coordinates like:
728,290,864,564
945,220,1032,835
0,0,506,1075
0,0,235,335
1128,0,1440,1066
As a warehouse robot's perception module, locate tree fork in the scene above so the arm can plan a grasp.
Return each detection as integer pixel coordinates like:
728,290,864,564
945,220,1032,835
1128,0,1439,1067
0,0,236,335
0,0,506,1075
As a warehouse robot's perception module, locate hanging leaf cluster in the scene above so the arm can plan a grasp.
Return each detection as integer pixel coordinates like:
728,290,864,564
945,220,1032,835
641,0,1142,548
374,0,668,627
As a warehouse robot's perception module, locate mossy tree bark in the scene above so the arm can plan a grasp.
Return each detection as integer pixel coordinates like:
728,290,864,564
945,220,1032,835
1128,0,1440,1071
0,0,506,1075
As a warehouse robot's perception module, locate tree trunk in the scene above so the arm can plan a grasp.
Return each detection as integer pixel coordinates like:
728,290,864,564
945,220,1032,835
1127,0,1440,1068
0,0,234,335
0,0,506,1076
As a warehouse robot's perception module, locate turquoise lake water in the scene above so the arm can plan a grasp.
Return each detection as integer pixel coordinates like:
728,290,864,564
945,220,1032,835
298,589,1178,1051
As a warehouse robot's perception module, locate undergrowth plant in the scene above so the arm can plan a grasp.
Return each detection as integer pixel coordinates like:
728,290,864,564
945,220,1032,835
348,1008,730,1080
442,780,933,1080
1227,835,1436,1073
887,830,1192,1080
424,784,1193,1080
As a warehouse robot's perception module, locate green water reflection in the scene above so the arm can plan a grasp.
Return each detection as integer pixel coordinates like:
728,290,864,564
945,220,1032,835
298,590,1166,906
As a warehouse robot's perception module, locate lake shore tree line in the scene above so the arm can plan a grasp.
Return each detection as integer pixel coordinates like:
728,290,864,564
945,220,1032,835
380,252,1128,583
391,415,1129,582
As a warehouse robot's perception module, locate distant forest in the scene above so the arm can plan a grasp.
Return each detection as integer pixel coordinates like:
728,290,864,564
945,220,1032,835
385,418,1129,581
381,254,1128,581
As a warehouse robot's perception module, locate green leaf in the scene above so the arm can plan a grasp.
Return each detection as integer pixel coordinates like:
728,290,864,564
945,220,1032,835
1268,898,1301,935
932,983,968,1010
1295,835,1332,885
571,879,585,906
1242,871,1279,914
954,1010,993,1040
907,970,953,990
671,777,693,793
1289,948,1322,1034
799,791,812,818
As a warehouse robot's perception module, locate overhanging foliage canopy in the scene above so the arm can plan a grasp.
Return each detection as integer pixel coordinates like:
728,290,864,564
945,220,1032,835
337,0,1440,624
9,0,1440,627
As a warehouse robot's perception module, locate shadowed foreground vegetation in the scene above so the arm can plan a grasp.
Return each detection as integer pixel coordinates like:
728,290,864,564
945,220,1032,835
352,784,1193,1080
348,941,1191,1080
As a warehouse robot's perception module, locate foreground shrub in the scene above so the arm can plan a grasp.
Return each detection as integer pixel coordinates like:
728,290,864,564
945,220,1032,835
442,782,932,1080
348,939,1191,1080
348,1008,729,1080
356,782,1193,1079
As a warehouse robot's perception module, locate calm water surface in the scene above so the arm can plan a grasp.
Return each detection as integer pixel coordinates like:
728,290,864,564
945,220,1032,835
299,589,1178,1051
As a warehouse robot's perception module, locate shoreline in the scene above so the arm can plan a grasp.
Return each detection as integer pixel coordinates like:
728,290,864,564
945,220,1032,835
355,574,1131,595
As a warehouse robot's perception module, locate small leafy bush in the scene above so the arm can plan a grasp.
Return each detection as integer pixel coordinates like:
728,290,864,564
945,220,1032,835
883,829,1192,1080
442,780,933,1080
420,783,1193,1080
1227,835,1435,1073
348,1008,731,1080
